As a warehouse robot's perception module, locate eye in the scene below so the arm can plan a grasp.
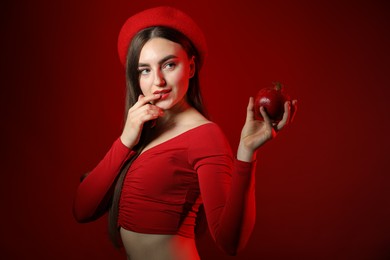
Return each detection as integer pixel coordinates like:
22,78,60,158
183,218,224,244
163,62,176,70
138,68,150,75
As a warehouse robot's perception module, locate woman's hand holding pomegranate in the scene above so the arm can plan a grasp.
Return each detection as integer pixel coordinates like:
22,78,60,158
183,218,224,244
237,83,297,162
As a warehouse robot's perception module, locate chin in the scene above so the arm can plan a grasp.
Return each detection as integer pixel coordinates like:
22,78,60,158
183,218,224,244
155,100,173,110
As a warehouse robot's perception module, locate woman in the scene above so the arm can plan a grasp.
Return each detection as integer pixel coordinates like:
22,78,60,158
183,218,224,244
73,6,297,260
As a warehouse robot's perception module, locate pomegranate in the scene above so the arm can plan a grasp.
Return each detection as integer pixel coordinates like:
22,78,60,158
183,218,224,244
254,82,291,122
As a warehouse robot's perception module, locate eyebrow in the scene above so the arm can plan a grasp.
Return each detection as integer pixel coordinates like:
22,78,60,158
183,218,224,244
138,55,178,67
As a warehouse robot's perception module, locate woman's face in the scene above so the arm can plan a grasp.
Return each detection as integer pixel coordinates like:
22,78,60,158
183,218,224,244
137,37,195,110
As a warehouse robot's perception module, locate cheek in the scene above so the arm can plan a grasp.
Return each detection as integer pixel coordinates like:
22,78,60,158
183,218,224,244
173,68,190,87
139,77,151,94
172,75,189,96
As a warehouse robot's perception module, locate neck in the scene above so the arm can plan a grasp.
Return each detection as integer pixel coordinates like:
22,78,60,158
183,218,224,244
155,99,192,132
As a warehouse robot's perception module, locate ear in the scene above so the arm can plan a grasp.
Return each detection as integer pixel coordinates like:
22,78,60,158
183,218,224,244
189,56,196,78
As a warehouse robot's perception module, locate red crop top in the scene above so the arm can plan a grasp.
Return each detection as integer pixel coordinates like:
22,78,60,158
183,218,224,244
73,123,256,255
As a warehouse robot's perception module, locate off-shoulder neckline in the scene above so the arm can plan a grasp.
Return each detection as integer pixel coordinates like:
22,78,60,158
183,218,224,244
138,122,216,157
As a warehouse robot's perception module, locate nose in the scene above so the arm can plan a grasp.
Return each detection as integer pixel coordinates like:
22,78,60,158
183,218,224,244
153,70,166,87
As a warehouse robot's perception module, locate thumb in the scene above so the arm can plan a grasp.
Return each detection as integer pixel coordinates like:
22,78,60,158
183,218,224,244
246,97,255,122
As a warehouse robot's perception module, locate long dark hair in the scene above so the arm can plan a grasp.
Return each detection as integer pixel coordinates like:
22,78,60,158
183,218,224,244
108,26,208,247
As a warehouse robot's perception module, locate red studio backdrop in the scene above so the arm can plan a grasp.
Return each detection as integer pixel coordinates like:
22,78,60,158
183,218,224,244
1,0,389,259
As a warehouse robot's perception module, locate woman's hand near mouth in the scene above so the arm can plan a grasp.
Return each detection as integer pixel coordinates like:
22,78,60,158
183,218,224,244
120,94,164,148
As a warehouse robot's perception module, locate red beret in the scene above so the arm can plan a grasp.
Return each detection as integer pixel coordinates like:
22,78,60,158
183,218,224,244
117,6,207,68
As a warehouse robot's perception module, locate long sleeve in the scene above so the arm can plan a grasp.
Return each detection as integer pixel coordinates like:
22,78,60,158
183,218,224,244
73,138,135,222
188,124,256,255
198,160,256,255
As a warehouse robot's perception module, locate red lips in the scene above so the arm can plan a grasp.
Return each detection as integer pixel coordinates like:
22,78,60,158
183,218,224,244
153,89,171,95
153,89,171,100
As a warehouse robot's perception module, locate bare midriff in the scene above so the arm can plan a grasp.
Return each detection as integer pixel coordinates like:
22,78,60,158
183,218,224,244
120,228,200,260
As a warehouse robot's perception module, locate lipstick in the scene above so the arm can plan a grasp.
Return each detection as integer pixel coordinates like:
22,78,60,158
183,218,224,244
153,89,171,100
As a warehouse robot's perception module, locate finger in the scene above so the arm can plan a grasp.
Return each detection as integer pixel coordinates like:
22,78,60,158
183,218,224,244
140,94,162,105
260,106,272,126
276,101,290,131
290,99,298,122
129,95,145,112
131,94,162,111
246,97,255,122
134,103,164,119
128,104,164,127
139,111,162,123
147,93,163,101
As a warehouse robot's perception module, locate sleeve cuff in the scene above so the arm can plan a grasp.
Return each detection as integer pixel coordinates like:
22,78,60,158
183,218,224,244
114,137,135,160
234,159,256,176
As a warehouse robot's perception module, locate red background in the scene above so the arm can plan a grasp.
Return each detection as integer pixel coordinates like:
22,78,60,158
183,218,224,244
1,0,389,259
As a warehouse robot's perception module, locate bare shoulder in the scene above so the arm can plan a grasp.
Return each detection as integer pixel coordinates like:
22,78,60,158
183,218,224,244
181,108,211,129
